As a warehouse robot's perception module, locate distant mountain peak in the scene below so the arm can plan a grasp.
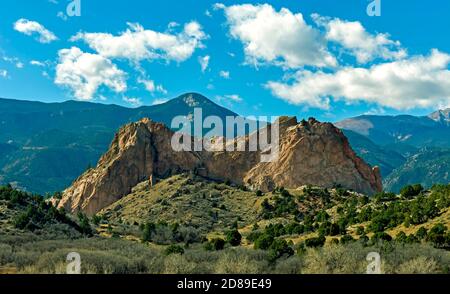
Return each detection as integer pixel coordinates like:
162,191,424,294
176,92,212,107
428,108,450,125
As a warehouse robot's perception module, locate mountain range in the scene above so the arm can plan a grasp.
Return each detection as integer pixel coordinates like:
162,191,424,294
335,111,450,191
0,93,238,194
0,93,449,194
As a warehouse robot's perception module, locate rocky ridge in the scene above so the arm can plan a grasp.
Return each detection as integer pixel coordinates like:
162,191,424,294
59,117,382,215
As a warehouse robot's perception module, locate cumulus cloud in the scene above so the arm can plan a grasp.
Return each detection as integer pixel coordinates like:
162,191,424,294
216,3,336,68
71,21,207,63
55,47,127,100
312,14,407,63
266,50,450,110
138,77,167,94
219,70,230,79
13,19,57,43
199,55,210,72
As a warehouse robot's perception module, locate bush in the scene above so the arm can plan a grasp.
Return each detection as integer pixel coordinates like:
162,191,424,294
77,212,93,236
400,184,424,199
340,235,355,244
268,239,294,262
225,229,242,247
254,234,275,250
304,235,326,248
356,226,365,235
396,231,408,243
397,256,440,274
164,245,185,256
371,232,392,243
205,238,225,251
415,227,428,240
427,224,448,247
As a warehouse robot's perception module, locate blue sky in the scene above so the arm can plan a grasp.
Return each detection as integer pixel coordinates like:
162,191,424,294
0,0,449,122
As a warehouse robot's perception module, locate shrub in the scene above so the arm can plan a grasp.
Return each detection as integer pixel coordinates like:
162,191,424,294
214,250,267,274
254,234,275,250
340,235,355,244
427,224,447,247
356,226,365,235
225,229,242,247
400,184,424,199
164,245,185,256
396,231,408,243
397,257,440,274
371,232,392,243
328,238,338,245
415,227,428,240
268,239,294,262
206,238,225,251
77,212,93,236
304,235,326,248
91,215,102,226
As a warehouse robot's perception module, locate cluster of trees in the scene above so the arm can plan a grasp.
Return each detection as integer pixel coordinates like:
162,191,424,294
0,185,87,234
0,184,29,206
247,223,296,261
261,188,299,219
367,186,447,233
13,202,68,231
394,224,450,248
248,183,450,254
330,184,450,240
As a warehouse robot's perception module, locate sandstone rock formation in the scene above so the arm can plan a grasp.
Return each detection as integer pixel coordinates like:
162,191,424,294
59,117,382,215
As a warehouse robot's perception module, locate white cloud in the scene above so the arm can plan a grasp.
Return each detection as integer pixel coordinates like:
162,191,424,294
71,21,206,63
216,94,242,103
57,11,68,21
168,22,179,29
312,14,407,63
217,3,336,68
13,19,57,43
138,78,167,94
219,70,230,79
123,96,142,107
156,85,167,94
55,47,127,100
30,60,46,67
15,62,24,69
139,78,155,92
152,98,169,105
266,49,450,110
0,69,8,78
199,55,210,72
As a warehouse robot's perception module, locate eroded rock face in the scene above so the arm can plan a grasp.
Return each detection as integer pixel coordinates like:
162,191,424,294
59,117,382,215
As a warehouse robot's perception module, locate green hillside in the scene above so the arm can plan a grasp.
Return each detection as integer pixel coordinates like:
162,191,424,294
384,148,450,192
1,177,449,274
